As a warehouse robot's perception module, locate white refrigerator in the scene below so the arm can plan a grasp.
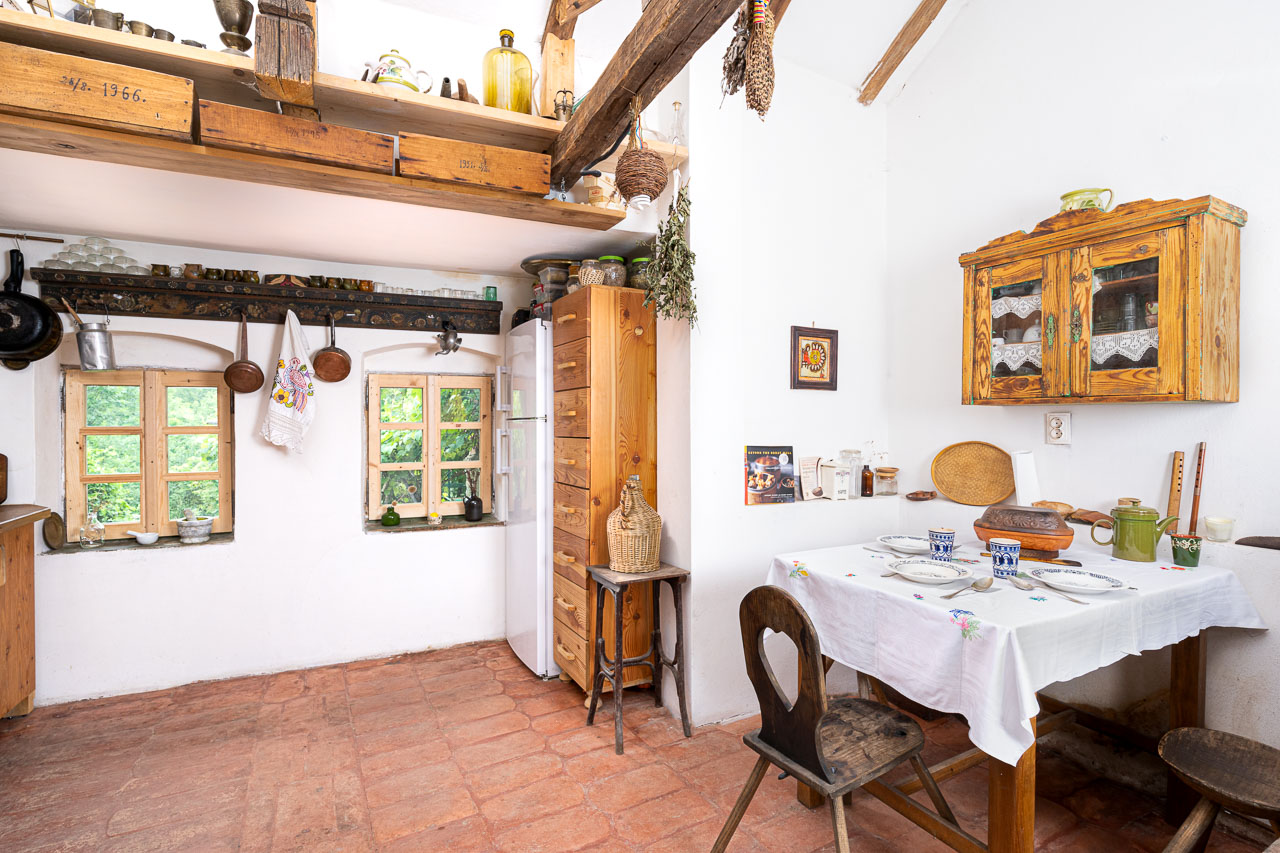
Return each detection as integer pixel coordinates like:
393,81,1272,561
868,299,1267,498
501,319,559,678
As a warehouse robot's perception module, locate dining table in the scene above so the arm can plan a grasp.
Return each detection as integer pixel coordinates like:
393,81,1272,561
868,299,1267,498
765,539,1266,853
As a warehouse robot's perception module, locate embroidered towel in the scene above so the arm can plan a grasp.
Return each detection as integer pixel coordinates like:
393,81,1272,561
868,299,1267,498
260,310,316,452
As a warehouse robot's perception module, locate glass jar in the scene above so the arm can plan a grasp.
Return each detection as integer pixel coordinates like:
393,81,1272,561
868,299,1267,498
482,29,532,114
874,467,899,496
578,259,605,287
79,510,105,548
599,256,626,287
628,257,652,289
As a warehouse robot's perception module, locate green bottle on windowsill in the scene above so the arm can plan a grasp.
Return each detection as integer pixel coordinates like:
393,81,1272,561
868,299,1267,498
381,505,401,527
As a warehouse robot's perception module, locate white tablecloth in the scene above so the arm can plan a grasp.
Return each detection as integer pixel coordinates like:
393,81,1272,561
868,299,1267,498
766,542,1265,765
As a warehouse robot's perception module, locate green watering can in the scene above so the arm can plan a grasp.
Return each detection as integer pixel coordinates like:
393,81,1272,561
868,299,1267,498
1091,502,1178,562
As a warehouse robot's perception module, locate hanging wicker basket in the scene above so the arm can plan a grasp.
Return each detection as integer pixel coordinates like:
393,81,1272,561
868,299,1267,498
614,98,669,205
606,475,662,573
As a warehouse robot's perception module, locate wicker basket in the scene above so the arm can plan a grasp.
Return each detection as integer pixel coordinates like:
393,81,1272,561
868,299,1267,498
606,475,662,573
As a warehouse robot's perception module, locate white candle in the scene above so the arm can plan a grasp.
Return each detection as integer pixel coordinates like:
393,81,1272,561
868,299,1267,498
1204,516,1235,542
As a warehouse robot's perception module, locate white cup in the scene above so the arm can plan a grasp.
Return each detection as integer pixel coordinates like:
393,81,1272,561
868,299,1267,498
1203,517,1234,542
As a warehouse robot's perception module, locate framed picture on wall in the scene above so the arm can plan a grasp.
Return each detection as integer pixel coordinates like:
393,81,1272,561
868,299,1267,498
790,326,838,390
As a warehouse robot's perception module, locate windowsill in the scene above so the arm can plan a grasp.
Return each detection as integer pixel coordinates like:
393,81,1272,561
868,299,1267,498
364,513,504,534
43,531,234,556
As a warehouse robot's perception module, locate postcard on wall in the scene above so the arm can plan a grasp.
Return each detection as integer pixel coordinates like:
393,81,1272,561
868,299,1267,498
745,445,796,505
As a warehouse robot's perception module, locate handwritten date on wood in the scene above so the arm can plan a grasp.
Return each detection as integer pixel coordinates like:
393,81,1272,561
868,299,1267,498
59,75,147,102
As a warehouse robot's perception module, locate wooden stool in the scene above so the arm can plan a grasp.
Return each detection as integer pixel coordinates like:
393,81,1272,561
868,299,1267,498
585,562,691,754
1158,727,1280,853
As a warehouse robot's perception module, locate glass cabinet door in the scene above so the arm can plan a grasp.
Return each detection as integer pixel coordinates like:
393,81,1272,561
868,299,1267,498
1070,228,1183,398
975,255,1058,400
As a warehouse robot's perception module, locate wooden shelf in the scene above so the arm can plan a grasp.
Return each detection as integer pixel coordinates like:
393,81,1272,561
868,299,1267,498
30,269,504,334
0,115,625,230
0,9,565,153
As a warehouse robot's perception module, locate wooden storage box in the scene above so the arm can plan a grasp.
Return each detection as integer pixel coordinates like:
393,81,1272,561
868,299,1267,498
198,100,394,174
0,42,193,140
398,131,550,196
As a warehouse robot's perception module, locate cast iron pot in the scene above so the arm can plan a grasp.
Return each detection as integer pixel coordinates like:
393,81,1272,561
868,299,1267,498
0,249,63,370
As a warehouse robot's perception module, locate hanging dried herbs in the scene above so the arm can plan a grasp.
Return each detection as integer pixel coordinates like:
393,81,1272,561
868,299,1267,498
646,184,696,326
745,0,775,117
720,3,750,102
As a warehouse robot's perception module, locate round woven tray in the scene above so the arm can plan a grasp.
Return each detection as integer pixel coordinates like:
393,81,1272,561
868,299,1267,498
930,441,1016,506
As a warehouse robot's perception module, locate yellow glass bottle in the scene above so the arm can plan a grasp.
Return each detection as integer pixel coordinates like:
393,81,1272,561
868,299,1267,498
482,29,533,114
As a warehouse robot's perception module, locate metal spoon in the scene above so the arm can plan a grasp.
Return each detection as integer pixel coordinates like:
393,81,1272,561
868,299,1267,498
941,577,994,600
1009,575,1089,605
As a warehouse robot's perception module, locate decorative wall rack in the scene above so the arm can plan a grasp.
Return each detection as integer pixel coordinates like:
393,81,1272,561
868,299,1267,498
30,269,503,335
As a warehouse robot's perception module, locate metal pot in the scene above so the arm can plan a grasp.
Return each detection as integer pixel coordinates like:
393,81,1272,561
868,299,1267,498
313,313,351,382
76,321,116,370
0,248,63,370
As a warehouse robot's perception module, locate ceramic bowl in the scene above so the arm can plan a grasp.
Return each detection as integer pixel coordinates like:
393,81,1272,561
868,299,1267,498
82,237,109,248
100,263,126,273
125,265,150,275
115,256,137,266
127,530,159,545
71,261,98,271
55,251,82,262
84,253,110,265
43,259,70,269
176,517,214,544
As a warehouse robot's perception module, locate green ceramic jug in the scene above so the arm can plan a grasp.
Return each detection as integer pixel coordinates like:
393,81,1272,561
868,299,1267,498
1091,503,1178,562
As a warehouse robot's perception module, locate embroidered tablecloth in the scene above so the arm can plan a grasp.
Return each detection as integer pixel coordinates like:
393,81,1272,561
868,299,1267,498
766,543,1265,765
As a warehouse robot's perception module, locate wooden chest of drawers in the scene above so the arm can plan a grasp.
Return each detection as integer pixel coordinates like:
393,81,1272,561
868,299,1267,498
549,285,656,692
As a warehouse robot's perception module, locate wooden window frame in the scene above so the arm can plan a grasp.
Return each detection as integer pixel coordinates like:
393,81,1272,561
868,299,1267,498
367,373,492,520
64,369,233,542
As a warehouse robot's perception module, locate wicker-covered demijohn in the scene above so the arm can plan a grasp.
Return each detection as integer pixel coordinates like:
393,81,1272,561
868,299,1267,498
606,474,662,573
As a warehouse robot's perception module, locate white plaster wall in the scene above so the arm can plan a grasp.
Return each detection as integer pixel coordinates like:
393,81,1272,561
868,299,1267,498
1,233,532,704
681,42,901,726
883,0,1280,744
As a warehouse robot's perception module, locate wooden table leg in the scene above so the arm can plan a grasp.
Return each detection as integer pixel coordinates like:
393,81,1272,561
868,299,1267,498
988,717,1036,853
1167,634,1207,826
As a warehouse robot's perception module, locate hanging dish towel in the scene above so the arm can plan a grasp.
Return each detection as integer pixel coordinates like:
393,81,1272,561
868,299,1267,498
260,310,316,452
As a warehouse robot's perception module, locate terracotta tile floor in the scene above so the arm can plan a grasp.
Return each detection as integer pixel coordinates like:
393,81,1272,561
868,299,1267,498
0,640,1266,852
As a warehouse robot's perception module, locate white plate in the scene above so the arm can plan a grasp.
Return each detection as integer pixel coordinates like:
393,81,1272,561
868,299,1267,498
877,535,931,555
1029,568,1123,595
888,559,973,585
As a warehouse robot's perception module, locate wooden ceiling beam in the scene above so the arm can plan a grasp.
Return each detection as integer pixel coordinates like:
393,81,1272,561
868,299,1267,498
551,0,741,186
857,0,947,105
543,0,608,43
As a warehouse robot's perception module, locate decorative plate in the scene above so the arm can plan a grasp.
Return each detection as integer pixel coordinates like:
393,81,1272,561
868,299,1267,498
1029,568,1123,595
888,559,973,585
877,535,931,555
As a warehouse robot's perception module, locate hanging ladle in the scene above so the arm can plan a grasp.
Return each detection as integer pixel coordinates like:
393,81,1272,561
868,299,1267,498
224,310,264,393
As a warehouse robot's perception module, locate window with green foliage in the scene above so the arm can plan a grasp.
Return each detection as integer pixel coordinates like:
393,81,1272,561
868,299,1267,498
64,370,233,544
367,374,491,520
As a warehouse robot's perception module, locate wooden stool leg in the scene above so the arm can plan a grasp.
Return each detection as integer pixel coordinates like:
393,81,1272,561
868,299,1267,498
613,585,626,754
829,793,851,853
711,755,770,853
586,580,608,726
1162,797,1219,853
909,754,958,825
672,577,692,738
651,579,663,707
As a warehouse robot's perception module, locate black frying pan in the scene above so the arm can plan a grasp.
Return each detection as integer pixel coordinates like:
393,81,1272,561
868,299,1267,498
0,248,63,370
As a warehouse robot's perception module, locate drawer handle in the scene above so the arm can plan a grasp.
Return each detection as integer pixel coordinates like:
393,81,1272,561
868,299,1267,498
556,361,578,370
555,642,577,661
554,596,577,613
554,551,577,564
555,505,577,514
557,458,576,466
555,313,577,324
561,410,578,418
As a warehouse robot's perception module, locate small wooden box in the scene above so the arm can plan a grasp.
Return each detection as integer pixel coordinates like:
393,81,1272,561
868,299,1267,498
398,131,550,196
198,100,394,174
0,42,193,140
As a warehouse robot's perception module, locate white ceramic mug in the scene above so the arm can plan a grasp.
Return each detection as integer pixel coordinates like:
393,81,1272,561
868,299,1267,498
1204,517,1234,542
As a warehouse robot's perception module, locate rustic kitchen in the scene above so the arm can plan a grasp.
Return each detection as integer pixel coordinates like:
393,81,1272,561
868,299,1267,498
0,0,1276,851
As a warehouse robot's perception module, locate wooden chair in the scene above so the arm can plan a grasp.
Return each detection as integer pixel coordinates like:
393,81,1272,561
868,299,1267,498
712,586,956,853
1158,728,1280,853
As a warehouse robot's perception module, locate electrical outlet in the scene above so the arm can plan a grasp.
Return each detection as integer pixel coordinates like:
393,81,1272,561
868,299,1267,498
1045,412,1071,445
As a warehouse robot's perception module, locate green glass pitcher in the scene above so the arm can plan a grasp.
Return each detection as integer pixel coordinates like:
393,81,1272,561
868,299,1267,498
1091,502,1178,562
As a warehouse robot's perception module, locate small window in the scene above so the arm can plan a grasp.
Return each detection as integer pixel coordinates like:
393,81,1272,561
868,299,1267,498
64,369,233,542
367,374,492,520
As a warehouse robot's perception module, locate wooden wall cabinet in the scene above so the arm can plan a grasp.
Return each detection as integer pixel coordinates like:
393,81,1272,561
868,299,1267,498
959,196,1245,405
550,285,657,693
1,505,50,719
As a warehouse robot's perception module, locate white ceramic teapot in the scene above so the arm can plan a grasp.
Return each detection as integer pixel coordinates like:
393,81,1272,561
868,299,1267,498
365,50,432,94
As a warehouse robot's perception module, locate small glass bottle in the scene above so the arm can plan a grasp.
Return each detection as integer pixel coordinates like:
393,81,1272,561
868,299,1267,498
860,464,874,498
874,467,899,496
482,29,533,114
79,510,105,548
